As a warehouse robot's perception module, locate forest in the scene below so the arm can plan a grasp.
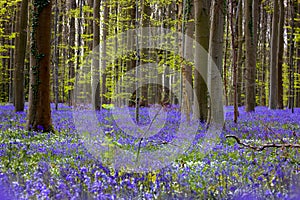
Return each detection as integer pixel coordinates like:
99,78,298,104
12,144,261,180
0,0,300,199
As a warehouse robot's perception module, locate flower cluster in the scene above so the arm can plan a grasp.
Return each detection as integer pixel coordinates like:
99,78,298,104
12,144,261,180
0,104,299,199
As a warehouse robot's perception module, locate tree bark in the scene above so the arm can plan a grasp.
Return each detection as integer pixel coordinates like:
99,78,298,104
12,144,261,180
27,0,53,132
101,0,109,106
193,0,210,122
269,0,279,109
68,0,76,106
92,0,100,110
208,0,224,125
277,0,284,109
245,0,258,112
237,0,243,106
53,0,59,110
14,0,28,112
288,0,295,112
182,0,194,122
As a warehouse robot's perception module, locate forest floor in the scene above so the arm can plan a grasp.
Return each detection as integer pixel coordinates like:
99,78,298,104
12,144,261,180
0,104,300,199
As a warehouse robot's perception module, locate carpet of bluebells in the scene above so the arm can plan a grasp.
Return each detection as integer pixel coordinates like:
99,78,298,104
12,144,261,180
0,104,300,199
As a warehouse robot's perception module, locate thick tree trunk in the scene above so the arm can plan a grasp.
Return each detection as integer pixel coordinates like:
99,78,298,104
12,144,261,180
245,0,258,112
208,0,224,125
27,0,53,132
14,0,28,112
193,0,210,122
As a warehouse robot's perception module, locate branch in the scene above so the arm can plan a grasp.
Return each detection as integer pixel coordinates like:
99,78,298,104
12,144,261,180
225,135,300,151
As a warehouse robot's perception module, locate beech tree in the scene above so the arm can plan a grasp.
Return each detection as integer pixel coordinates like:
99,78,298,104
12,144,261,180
14,0,28,112
92,0,100,110
27,0,53,132
193,0,210,121
245,0,258,112
269,0,279,109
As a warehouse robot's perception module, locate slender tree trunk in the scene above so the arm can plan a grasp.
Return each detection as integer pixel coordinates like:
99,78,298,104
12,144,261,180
288,0,295,112
27,0,53,132
92,0,100,110
101,0,109,106
183,0,194,121
223,7,229,106
53,0,59,110
277,0,284,109
140,0,151,107
9,13,15,103
231,0,239,123
260,5,267,106
237,0,243,106
14,0,28,112
296,1,300,107
269,0,279,109
68,0,76,106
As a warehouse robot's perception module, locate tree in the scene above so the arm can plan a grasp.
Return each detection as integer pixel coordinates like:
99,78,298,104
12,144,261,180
193,0,210,121
230,0,239,123
182,0,194,122
245,0,258,112
101,0,109,106
68,0,76,106
288,0,295,112
92,0,100,110
14,0,28,112
237,0,244,106
53,0,59,110
27,0,53,132
277,0,284,109
269,0,279,109
208,0,224,124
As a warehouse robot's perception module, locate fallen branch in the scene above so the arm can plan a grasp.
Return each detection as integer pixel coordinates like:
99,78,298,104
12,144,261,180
225,135,300,151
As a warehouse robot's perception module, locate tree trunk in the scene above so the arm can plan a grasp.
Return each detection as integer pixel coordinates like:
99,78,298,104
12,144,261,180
193,0,210,122
27,0,53,132
208,0,224,125
101,0,109,106
260,4,267,106
182,0,194,121
231,0,239,123
140,0,151,107
288,0,295,112
277,0,284,109
269,0,279,109
68,0,76,106
14,0,28,112
53,0,59,110
245,0,258,112
9,13,15,103
92,0,100,110
296,1,300,108
237,0,244,106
